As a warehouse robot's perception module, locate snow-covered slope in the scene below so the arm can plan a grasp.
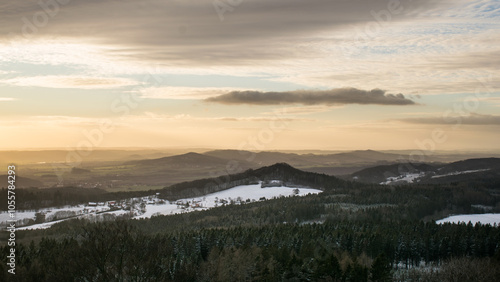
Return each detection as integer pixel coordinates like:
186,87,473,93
135,183,321,219
351,158,500,185
6,182,322,230
379,172,426,185
430,169,490,179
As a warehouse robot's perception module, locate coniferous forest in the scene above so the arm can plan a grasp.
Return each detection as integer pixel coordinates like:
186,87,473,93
1,164,500,281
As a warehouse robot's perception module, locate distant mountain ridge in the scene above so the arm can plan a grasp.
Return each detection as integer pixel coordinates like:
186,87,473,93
11,149,500,190
350,158,500,185
326,149,403,163
0,175,43,188
127,152,237,168
204,149,404,167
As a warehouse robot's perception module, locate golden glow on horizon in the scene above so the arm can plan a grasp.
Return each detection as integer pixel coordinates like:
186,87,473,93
0,1,499,151
1,114,499,151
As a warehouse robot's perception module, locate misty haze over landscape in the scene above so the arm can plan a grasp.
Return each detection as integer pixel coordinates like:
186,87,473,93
1,0,500,281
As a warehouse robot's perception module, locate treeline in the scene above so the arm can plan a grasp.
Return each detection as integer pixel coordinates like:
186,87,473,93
132,183,499,235
2,220,499,281
0,187,153,211
13,179,498,243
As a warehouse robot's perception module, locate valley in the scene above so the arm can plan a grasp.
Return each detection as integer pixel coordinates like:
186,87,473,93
5,149,500,191
3,182,321,230
2,151,500,281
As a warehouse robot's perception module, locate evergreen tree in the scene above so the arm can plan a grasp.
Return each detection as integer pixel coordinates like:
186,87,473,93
370,254,392,282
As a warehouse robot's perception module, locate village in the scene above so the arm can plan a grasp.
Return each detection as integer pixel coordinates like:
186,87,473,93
2,182,320,230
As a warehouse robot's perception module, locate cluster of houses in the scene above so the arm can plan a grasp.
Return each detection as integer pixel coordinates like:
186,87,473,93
213,197,266,206
261,180,283,188
172,196,268,210
175,199,203,209
86,193,163,211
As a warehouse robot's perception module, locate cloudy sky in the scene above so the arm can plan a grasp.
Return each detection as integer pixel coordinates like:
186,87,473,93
0,0,499,151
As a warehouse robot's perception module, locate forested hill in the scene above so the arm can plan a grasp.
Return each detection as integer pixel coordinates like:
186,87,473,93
159,163,352,201
350,158,500,185
126,152,232,167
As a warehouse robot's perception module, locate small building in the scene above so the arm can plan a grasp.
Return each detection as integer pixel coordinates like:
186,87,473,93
261,180,283,188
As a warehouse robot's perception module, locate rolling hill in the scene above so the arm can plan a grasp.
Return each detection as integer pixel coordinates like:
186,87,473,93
0,175,43,188
351,163,437,184
128,152,233,168
350,158,500,185
159,162,349,200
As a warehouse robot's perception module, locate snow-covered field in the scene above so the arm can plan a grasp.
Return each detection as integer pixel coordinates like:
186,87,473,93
16,209,132,231
17,218,73,231
135,183,321,219
436,213,500,225
0,204,110,226
3,182,322,230
1,204,118,230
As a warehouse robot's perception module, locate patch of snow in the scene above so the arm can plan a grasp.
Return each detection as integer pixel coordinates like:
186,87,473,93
380,172,426,185
431,169,490,179
436,213,500,225
0,205,91,227
134,204,183,219
17,218,68,230
0,211,36,224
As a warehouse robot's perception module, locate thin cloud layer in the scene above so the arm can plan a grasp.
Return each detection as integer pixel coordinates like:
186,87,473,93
0,97,16,102
0,0,441,65
1,76,138,89
140,86,255,100
400,113,500,125
205,88,415,106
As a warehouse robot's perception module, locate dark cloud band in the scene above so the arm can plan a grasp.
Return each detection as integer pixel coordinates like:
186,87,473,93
0,0,439,65
205,88,415,106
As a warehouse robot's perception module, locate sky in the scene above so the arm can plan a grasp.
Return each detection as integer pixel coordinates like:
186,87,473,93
0,0,499,151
